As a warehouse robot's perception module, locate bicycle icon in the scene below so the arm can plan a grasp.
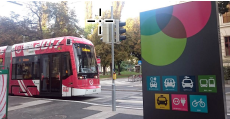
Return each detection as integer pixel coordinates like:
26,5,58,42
192,98,205,108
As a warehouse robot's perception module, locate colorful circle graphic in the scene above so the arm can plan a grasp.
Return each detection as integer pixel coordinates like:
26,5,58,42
141,1,211,66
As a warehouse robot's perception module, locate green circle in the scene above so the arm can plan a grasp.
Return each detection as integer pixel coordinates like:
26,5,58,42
141,31,187,66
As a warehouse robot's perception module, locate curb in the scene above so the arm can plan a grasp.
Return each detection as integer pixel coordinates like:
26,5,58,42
102,88,142,92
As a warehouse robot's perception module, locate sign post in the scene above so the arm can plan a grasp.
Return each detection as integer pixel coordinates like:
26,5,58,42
140,1,226,119
0,69,9,119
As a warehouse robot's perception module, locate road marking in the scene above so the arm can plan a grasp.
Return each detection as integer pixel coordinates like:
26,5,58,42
116,100,143,104
9,96,143,110
129,96,143,99
127,86,134,87
85,97,103,101
83,105,143,119
8,100,51,111
227,113,230,115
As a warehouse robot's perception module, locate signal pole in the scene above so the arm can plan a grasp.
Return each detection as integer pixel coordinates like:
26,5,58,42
111,6,116,111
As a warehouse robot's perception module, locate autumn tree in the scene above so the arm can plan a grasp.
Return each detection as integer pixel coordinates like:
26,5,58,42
125,17,141,60
0,12,39,46
26,1,45,39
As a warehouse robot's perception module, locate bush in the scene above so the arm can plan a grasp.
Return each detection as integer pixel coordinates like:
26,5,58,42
223,66,230,80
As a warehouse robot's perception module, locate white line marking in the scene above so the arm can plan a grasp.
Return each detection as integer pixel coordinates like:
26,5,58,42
83,105,143,119
116,100,143,104
129,96,143,99
8,100,51,111
227,113,230,115
9,96,143,110
85,98,103,101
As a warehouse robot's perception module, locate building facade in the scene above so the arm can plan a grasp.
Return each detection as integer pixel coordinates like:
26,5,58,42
219,5,230,66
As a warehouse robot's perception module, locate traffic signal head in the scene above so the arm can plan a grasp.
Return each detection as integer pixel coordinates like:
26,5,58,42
115,20,126,42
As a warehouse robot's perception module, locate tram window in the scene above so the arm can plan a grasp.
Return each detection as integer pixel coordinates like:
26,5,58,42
0,58,3,65
12,56,34,80
62,53,72,79
33,55,40,79
22,63,32,79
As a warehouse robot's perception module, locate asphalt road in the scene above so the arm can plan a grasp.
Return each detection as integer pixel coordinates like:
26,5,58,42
8,78,143,119
7,79,230,119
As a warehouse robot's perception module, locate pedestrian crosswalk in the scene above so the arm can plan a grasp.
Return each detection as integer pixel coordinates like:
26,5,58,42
100,80,142,87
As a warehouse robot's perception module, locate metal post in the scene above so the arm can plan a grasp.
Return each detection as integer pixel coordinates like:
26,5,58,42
111,6,116,111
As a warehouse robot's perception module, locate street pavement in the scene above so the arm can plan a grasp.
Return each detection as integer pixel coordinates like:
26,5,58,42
8,78,143,119
7,78,230,119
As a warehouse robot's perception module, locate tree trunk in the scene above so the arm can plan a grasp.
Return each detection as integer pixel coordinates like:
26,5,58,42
103,65,106,75
118,62,121,75
38,17,43,39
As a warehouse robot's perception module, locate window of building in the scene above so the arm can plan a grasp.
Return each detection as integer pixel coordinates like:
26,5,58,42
223,4,230,23
225,37,230,56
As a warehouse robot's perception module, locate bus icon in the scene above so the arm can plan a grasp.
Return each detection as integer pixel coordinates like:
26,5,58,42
200,79,215,87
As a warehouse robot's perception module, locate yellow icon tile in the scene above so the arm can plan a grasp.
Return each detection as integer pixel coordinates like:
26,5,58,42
155,93,170,110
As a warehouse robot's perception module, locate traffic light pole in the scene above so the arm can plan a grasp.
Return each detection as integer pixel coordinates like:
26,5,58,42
111,6,116,111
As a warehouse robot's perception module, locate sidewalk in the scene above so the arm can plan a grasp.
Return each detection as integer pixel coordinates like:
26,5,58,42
226,84,230,87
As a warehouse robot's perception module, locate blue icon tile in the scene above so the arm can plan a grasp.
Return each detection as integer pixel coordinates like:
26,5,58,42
162,76,177,91
147,76,160,91
190,95,208,113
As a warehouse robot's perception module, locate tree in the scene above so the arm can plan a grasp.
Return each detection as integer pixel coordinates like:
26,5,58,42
84,23,97,38
125,17,141,60
86,1,126,75
85,1,92,26
88,25,111,75
218,1,230,15
0,12,39,46
26,1,45,39
44,1,83,38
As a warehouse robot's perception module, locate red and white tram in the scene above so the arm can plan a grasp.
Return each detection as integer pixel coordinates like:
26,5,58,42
0,36,101,97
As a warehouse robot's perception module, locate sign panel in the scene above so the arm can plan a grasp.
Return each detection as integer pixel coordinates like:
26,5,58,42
179,76,196,92
147,76,160,91
97,58,101,64
198,75,217,93
155,94,170,110
138,60,142,65
190,95,208,113
171,94,188,111
141,1,226,119
162,76,177,91
0,70,9,119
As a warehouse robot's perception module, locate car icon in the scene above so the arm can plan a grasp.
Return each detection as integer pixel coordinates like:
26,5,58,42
164,78,175,88
157,95,167,106
182,78,193,88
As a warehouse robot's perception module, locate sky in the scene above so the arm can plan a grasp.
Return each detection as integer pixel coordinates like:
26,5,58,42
0,1,185,28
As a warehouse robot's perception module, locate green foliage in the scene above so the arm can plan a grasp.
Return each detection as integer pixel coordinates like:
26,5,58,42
88,25,111,68
125,17,141,60
223,66,230,80
100,71,139,79
84,24,97,38
0,1,83,46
